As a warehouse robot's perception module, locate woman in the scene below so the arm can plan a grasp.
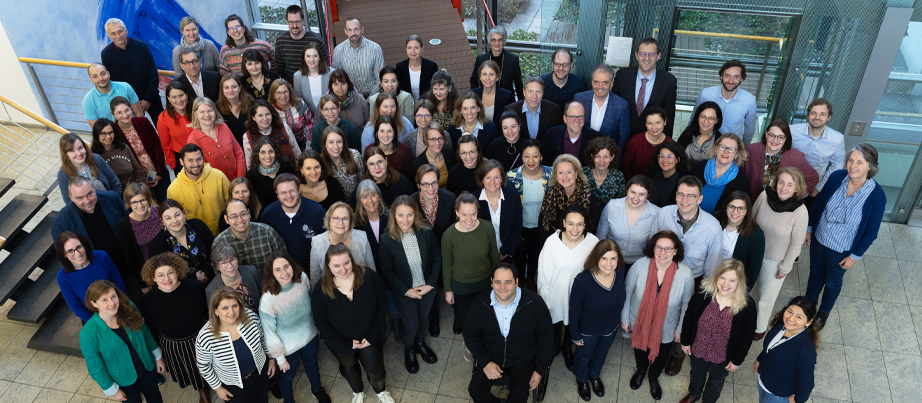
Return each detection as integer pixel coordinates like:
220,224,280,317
219,14,275,77
678,101,722,166
269,79,312,150
311,245,396,403
623,107,674,180
412,164,457,242
259,251,332,403
311,94,362,152
245,137,296,207
243,99,302,166
293,42,335,122
447,92,499,147
195,287,276,403
597,175,661,269
447,134,485,196
188,97,246,180
396,35,439,100
690,133,751,213
55,232,127,322
356,146,415,206
320,125,364,200
645,142,688,208
355,180,390,271
752,296,818,403
485,111,527,171
441,192,500,340
111,97,169,200
475,159,522,263
537,206,599,371
241,49,280,101
309,202,377,286
404,99,453,157
679,259,757,403
298,150,345,210
329,69,370,130
379,196,441,373
367,114,414,178
411,122,457,182
117,183,162,292
149,199,215,281
224,177,263,231
569,240,626,401
470,26,523,98
368,66,415,123
470,60,515,124
507,139,552,283
751,167,809,339
140,253,210,403
81,280,165,403
218,75,255,146
57,130,120,201
205,242,263,311
361,91,415,150
583,136,626,208
744,118,819,199
157,80,196,175
91,119,145,188
424,69,460,130
172,16,221,76
621,231,694,400
715,192,764,291
538,154,600,239
805,144,885,330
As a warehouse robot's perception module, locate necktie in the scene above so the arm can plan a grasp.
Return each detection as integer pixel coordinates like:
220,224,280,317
637,78,648,117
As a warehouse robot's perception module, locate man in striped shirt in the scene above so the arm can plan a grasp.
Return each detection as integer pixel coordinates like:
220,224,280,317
274,5,329,83
332,17,385,98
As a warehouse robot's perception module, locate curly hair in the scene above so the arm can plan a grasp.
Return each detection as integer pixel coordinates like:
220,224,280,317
141,252,189,287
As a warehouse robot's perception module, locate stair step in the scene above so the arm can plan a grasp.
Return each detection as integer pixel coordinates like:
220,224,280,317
0,194,47,250
0,212,57,305
0,178,14,199
28,299,82,357
7,257,63,324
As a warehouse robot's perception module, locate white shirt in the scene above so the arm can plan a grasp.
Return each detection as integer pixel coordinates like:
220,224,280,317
721,227,740,260
479,189,504,250
186,73,204,99
410,69,422,100
590,94,609,132
308,75,323,110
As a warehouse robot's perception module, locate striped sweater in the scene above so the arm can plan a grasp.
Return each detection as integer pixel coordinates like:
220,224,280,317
259,273,318,365
195,309,268,389
219,39,276,76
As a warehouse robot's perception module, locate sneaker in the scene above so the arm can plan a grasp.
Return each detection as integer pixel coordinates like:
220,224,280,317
377,390,396,403
351,391,366,403
462,345,474,362
156,373,165,386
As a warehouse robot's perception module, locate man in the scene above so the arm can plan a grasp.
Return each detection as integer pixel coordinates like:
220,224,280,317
574,64,632,154
612,38,678,138
470,26,524,100
652,175,722,377
541,102,601,166
504,76,562,141
213,198,287,269
464,263,553,403
332,17,384,98
274,5,329,83
166,144,230,236
82,63,142,128
691,59,757,144
790,98,845,208
261,173,326,275
174,50,221,103
540,48,587,114
100,18,164,125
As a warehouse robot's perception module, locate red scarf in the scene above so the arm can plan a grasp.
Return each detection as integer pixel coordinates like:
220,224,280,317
631,259,678,362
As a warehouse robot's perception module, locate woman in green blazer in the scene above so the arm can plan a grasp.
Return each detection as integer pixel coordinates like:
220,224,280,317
714,191,765,291
379,195,442,374
80,279,165,403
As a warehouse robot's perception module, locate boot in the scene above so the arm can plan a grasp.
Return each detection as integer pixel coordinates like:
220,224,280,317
404,347,419,374
629,368,645,390
414,341,438,364
649,377,662,400
197,388,210,403
664,353,684,376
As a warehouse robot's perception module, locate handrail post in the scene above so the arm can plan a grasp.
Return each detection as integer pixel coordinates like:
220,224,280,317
24,63,58,126
755,44,772,108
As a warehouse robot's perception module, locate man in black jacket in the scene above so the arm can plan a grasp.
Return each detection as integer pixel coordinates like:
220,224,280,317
464,263,554,403
175,50,221,103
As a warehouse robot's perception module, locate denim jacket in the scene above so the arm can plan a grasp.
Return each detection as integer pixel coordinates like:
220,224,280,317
506,165,553,201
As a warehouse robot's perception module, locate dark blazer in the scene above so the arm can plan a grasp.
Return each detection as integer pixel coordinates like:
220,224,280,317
573,91,632,154
410,148,457,175
732,226,765,291
357,210,389,271
411,189,456,242
611,66,678,137
447,121,500,149
311,269,388,354
474,186,523,259
680,291,757,366
464,287,554,374
51,190,126,248
470,86,515,124
504,100,563,141
174,70,221,104
755,324,817,403
541,124,602,166
690,159,752,212
379,227,442,296
470,51,524,99
396,58,438,96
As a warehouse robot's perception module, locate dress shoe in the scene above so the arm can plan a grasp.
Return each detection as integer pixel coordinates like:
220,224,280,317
428,317,441,337
629,368,645,390
157,373,165,386
197,388,210,403
679,393,701,403
562,343,575,371
453,321,463,335
312,387,332,403
270,383,283,399
664,354,684,376
814,311,830,331
414,341,438,364
649,377,662,400
577,380,591,401
404,347,419,373
753,331,766,341
589,377,604,397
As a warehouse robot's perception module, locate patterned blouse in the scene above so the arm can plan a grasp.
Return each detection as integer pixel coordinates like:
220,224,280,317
276,101,313,146
167,222,208,276
583,166,626,208
401,231,426,287
129,207,161,261
331,148,364,200
432,110,453,131
691,298,733,364
123,127,157,172
762,153,783,190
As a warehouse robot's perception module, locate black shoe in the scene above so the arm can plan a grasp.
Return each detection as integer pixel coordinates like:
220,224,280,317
156,373,165,386
577,381,591,401
814,311,830,331
428,317,440,337
629,369,645,390
312,387,332,403
404,347,419,374
562,343,575,371
270,383,283,399
453,321,463,335
414,341,438,364
589,377,604,397
649,377,662,400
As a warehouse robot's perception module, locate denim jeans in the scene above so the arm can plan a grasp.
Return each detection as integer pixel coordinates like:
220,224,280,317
278,337,322,403
573,332,617,382
805,238,850,313
758,383,790,403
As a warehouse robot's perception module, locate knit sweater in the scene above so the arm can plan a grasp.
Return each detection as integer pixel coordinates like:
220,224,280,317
259,273,318,365
219,39,275,76
537,231,600,324
751,192,809,274
273,31,328,83
441,219,500,291
568,269,625,342
100,38,160,104
56,250,128,322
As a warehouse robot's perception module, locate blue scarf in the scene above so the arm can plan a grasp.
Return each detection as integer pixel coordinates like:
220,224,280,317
704,158,738,187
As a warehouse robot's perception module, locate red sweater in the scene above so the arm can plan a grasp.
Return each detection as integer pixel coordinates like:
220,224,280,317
623,132,673,180
188,124,246,180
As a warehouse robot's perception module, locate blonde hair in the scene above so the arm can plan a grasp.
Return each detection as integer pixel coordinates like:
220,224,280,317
708,132,748,167
772,167,808,200
700,258,749,315
189,97,225,130
324,202,353,230
549,154,587,188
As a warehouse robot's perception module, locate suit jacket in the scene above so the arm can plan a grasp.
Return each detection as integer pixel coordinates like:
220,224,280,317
175,71,221,104
612,66,678,137
475,187,523,258
573,91,632,154
470,86,516,124
470,51,524,99
396,58,438,97
541,124,602,166
411,189,456,242
51,190,127,247
504,100,562,141
379,227,442,296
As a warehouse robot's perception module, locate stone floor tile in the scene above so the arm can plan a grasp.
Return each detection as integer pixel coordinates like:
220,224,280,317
910,305,922,354
899,260,922,307
0,382,42,403
45,356,89,393
403,336,453,394
433,395,470,403
66,394,107,403
733,383,759,403
540,357,580,403
436,339,475,399
811,343,850,401
14,351,66,387
865,256,907,304
0,382,10,399
74,376,107,399
889,225,922,262
837,258,871,300
400,389,437,403
725,341,762,386
864,223,895,258
836,297,882,350
816,305,844,346
882,352,922,403
0,322,23,351
601,333,623,367
33,388,74,403
0,326,38,381
379,338,410,390
317,340,341,377
157,375,187,403
873,301,920,355
845,346,891,403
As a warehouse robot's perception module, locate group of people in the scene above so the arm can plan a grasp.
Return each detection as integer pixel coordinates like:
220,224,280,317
53,6,886,403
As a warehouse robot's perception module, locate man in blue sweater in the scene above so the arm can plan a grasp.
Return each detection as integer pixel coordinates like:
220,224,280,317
101,18,164,125
261,174,326,278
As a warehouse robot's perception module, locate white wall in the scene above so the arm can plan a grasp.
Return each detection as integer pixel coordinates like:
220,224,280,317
0,19,44,124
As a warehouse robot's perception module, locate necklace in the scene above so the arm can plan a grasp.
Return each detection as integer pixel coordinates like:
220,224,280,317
506,140,517,155
523,169,541,181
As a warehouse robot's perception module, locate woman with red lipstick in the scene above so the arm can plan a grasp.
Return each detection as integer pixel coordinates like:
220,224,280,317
507,139,552,284
743,118,818,199
690,133,751,214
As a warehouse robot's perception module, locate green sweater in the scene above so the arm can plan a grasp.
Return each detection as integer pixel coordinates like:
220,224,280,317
441,219,500,291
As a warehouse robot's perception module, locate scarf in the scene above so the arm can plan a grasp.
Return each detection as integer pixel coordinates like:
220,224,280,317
77,164,107,192
539,177,592,233
258,160,280,175
704,158,738,187
177,34,206,56
336,89,356,111
631,259,678,362
765,187,804,213
420,191,438,226
762,153,782,190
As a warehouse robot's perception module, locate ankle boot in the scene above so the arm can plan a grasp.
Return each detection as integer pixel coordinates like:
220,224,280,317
404,347,419,373
198,388,210,403
414,341,438,364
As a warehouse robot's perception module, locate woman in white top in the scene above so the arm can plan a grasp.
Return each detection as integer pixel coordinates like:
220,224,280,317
597,175,661,270
309,202,376,286
292,42,335,124
361,92,415,150
367,66,415,124
537,206,599,371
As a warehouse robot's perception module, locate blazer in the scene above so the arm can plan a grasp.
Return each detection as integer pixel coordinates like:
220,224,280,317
541,124,602,166
51,190,126,248
742,143,819,198
756,324,816,403
573,90,632,154
356,210,389,271
808,169,886,259
470,51,524,99
175,71,221,104
57,154,122,201
690,159,752,211
80,303,161,393
116,212,153,282
379,227,442,296
470,86,516,124
680,291,757,366
611,66,678,137
504,99,563,141
195,308,269,389
621,256,694,343
293,68,336,122
396,58,438,96
411,189,457,242
448,121,500,149
731,226,765,291
311,269,388,354
475,186,523,258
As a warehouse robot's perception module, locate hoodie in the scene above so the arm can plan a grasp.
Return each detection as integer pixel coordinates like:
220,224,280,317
166,163,230,235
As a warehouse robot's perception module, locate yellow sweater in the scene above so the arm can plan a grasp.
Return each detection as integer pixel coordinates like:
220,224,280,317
166,164,229,235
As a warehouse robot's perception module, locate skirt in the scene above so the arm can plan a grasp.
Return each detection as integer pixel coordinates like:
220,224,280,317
159,333,207,390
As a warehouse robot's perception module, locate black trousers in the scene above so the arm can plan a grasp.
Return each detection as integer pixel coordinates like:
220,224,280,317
515,227,542,282
469,360,535,403
120,367,163,403
452,292,477,328
393,289,437,347
330,343,387,394
634,341,673,380
688,355,730,403
552,321,572,356
223,362,269,403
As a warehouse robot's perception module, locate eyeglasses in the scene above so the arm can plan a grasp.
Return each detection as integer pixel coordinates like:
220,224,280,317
331,216,350,224
154,270,177,280
64,244,85,257
717,145,738,153
566,115,586,121
217,259,237,268
181,59,200,65
553,62,571,68
321,107,339,113
129,199,149,207
416,114,431,119
427,137,444,144
419,181,439,189
459,150,478,157
637,52,658,58
565,222,586,228
698,115,717,123
286,20,303,25
654,246,675,253
227,211,250,221
226,25,243,32
726,205,748,213
765,133,786,141
367,160,386,168
676,192,699,200
657,154,676,160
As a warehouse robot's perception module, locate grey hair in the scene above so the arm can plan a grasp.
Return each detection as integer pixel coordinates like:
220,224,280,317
847,143,880,179
210,242,239,269
179,16,198,31
104,18,127,32
487,25,507,42
524,75,544,90
593,64,615,82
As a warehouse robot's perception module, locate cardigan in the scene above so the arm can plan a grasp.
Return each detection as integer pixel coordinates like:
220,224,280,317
309,230,377,287
441,220,500,291
166,164,230,235
751,192,809,275
356,210,388,271
396,58,438,98
116,210,161,283
80,303,162,396
690,159,751,213
349,174,416,207
148,218,215,278
474,186,523,258
470,86,516,124
293,68,335,122
621,256,694,343
756,324,816,403
464,288,555,374
597,198,661,264
259,273,319,365
51,190,126,249
568,269,626,342
680,291,757,366
808,169,886,260
364,142,414,178
195,309,269,389
57,250,127,322
743,143,819,198
122,117,168,176
379,227,442,295
57,154,122,201
140,278,208,340
727,226,765,291
204,264,264,310
485,134,527,172
411,189,456,242
310,269,388,354
537,231,600,324
188,124,246,180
